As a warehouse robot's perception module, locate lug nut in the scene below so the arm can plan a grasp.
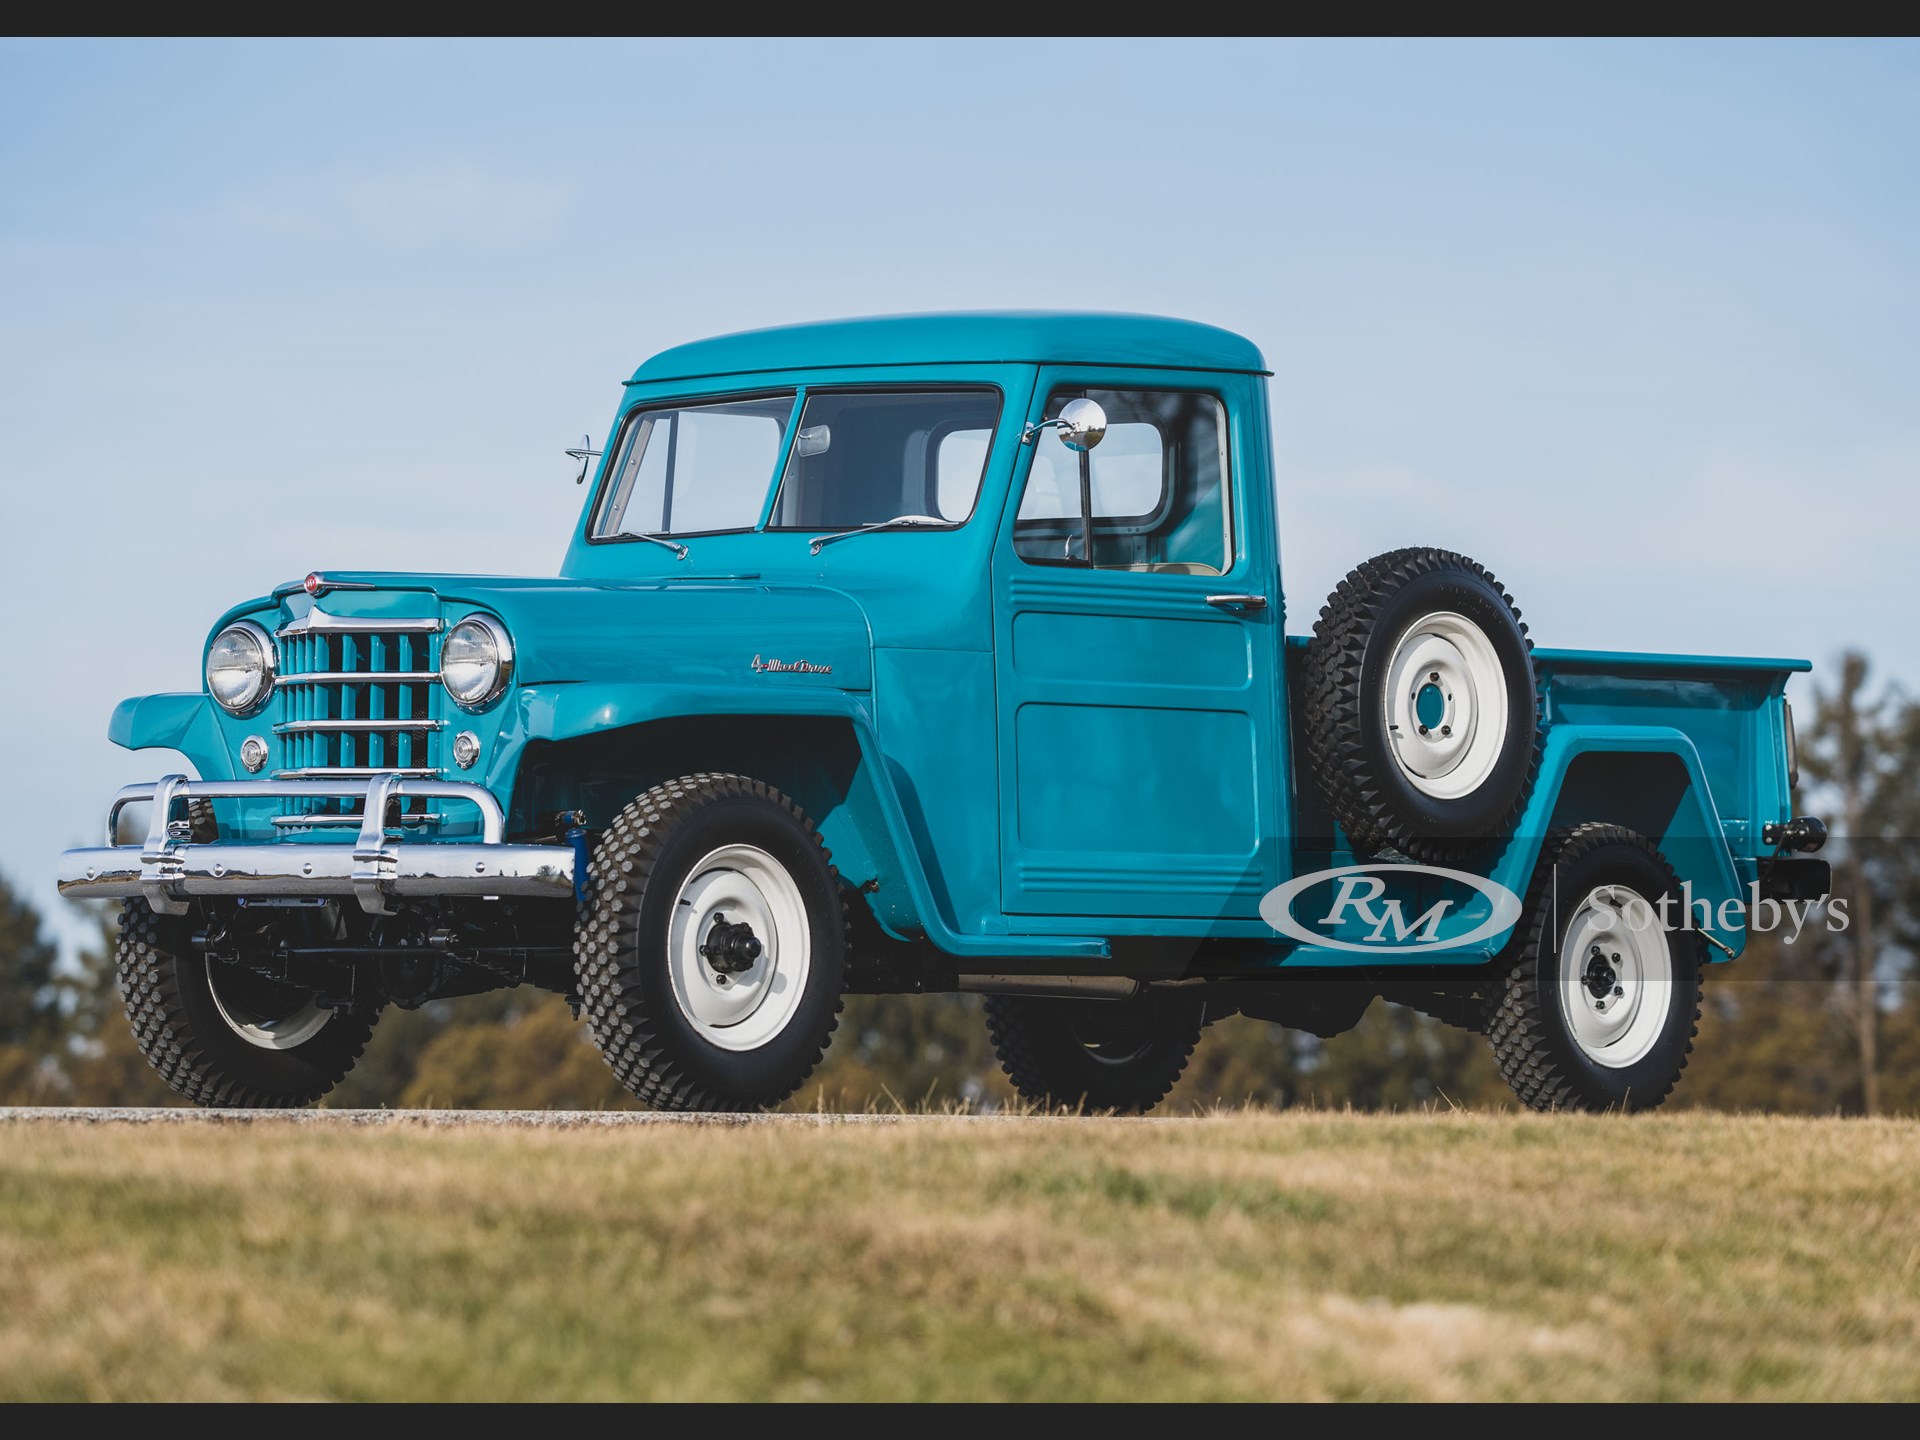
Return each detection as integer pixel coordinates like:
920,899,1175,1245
1613,985,1624,997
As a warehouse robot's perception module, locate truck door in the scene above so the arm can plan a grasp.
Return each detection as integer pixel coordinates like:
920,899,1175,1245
993,371,1283,921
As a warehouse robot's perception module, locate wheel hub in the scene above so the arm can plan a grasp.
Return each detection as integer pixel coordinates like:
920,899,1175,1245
1582,946,1618,999
700,915,764,976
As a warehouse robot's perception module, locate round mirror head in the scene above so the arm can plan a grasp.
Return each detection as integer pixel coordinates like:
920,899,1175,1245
1057,397,1107,453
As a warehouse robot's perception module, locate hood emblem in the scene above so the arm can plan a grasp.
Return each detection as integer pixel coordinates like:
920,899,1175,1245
751,654,832,675
302,572,378,598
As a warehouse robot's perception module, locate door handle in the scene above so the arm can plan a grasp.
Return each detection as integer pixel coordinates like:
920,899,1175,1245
1205,593,1268,611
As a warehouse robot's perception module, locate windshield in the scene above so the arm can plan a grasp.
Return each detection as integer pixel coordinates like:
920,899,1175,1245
769,388,1000,530
592,393,794,539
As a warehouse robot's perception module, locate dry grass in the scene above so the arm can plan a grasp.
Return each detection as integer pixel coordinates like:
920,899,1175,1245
1,1112,1916,1401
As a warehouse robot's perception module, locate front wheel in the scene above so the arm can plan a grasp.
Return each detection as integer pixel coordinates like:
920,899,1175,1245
575,774,847,1111
117,899,377,1107
985,994,1206,1114
1485,824,1703,1112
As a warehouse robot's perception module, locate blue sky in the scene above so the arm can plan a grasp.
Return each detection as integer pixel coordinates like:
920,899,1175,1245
3,38,1916,960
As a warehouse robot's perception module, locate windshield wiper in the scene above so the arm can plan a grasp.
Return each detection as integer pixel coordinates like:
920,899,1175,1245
609,530,689,559
809,515,949,556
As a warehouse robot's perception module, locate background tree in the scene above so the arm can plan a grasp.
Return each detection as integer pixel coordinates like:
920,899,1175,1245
398,998,635,1110
1801,653,1889,1113
0,874,73,1103
0,874,63,1053
1796,652,1917,1115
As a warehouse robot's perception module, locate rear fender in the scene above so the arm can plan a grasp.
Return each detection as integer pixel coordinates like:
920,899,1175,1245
1491,726,1746,959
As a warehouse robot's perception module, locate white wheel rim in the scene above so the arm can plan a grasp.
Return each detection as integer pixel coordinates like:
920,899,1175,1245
204,958,332,1051
1558,884,1673,1069
667,843,811,1052
1383,610,1510,800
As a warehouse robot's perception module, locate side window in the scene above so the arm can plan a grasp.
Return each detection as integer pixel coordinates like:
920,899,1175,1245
935,428,993,521
1013,388,1231,574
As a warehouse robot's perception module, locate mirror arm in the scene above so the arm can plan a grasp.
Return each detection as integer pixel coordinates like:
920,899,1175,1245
1020,418,1068,446
565,434,604,485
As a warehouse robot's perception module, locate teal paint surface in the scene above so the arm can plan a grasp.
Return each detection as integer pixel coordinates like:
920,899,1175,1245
629,311,1268,384
96,313,1804,972
1415,683,1446,728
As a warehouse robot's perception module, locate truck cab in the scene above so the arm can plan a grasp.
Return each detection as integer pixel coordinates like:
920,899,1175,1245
60,312,1828,1115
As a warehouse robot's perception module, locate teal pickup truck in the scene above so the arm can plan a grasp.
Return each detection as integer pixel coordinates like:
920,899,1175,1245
60,313,1829,1114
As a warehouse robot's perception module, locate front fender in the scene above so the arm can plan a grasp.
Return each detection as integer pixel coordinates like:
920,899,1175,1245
506,681,1106,964
108,692,234,780
110,692,206,750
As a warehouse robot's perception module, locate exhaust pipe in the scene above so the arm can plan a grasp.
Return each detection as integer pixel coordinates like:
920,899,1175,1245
955,974,1140,1000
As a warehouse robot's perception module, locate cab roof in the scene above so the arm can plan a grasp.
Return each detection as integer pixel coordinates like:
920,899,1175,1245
627,311,1269,385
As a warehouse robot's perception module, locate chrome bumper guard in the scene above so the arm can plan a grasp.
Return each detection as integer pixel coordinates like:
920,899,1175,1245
58,773,575,916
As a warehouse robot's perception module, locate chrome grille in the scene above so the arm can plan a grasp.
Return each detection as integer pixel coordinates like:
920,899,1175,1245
274,615,443,819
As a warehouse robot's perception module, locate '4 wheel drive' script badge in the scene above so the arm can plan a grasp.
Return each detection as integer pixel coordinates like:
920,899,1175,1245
750,654,833,675
1261,864,1523,956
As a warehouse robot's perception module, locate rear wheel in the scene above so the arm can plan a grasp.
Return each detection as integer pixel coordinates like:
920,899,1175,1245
117,899,377,1107
1486,824,1703,1112
985,994,1205,1114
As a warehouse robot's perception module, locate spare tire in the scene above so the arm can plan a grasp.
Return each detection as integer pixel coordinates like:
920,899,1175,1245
1302,547,1541,863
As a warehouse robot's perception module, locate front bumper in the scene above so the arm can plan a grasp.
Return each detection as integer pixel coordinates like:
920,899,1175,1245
59,773,575,916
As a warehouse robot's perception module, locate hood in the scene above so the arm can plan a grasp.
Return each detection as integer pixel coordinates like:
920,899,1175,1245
228,573,874,691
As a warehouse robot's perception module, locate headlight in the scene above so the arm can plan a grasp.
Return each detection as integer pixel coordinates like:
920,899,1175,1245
206,621,275,717
441,614,513,711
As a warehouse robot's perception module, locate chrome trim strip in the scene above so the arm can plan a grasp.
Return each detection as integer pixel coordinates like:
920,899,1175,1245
272,767,443,780
274,719,446,734
279,672,436,686
278,614,443,636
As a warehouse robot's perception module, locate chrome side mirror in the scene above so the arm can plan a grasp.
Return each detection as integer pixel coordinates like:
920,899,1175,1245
566,434,602,485
1021,398,1107,452
1057,397,1107,452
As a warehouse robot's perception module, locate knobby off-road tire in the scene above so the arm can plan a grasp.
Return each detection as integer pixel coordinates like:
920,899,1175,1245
1486,824,1704,1112
574,774,847,1111
985,994,1206,1114
1302,547,1541,863
117,899,377,1107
